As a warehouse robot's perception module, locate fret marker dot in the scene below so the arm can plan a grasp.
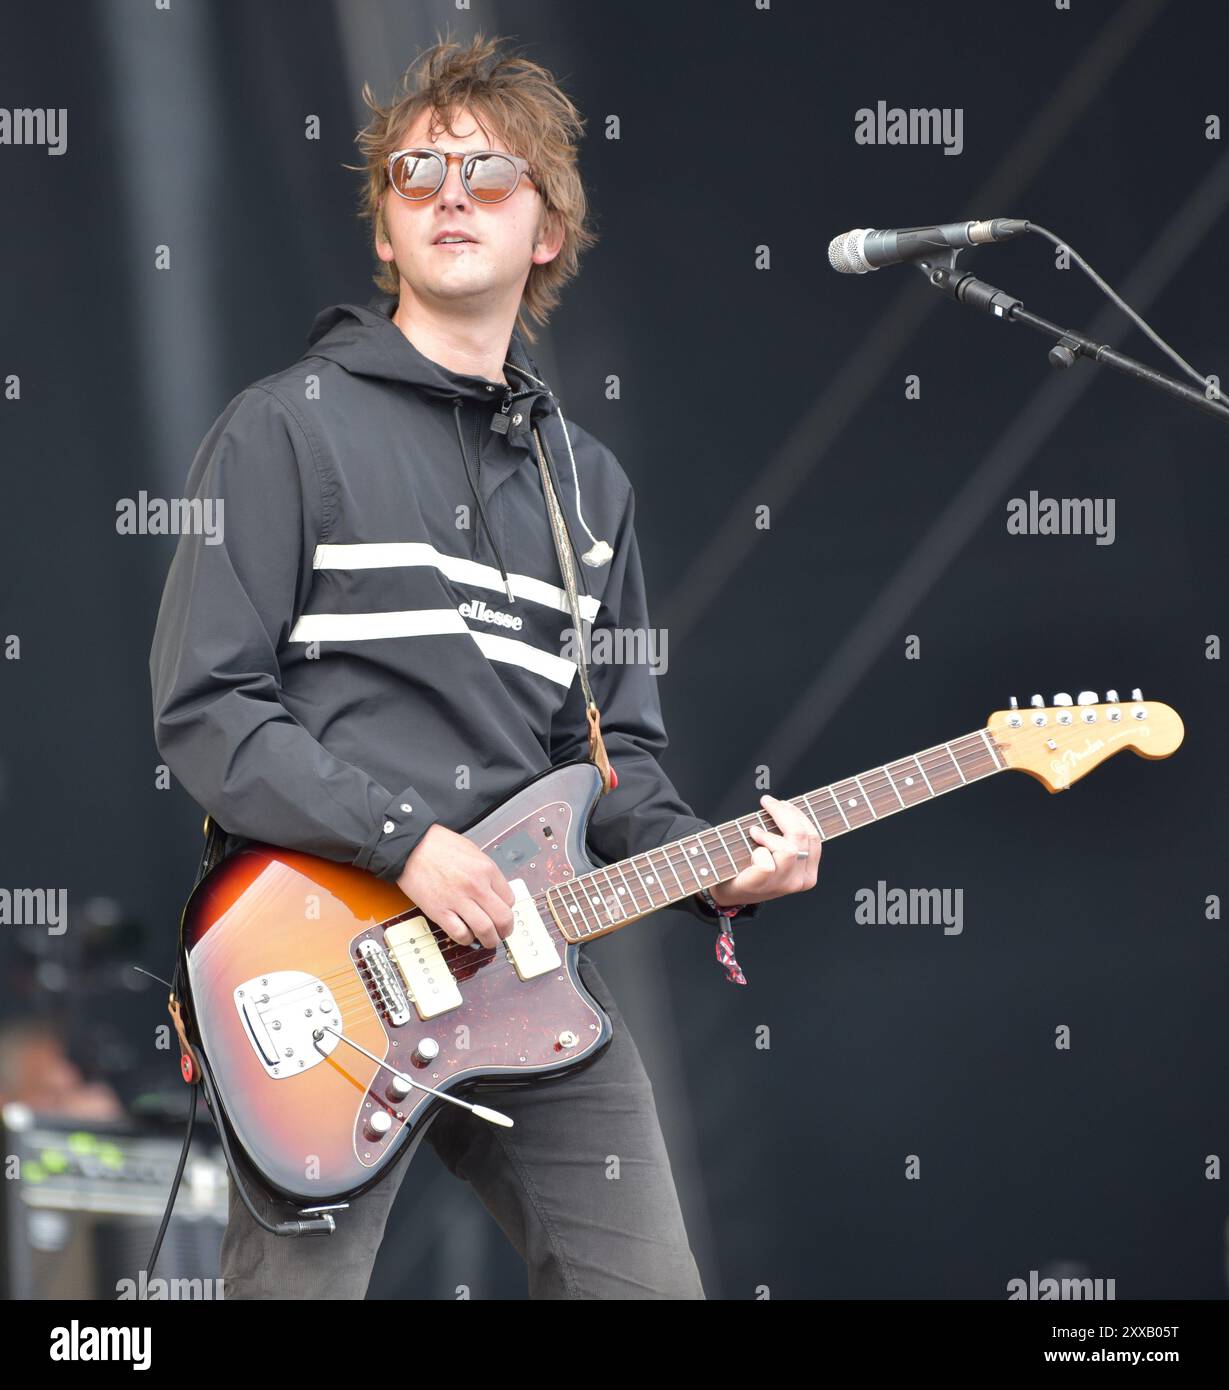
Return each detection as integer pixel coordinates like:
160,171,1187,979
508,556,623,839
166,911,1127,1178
617,886,626,895
700,867,709,876
645,875,655,884
904,777,914,786
848,798,857,808
589,895,600,905
689,847,699,855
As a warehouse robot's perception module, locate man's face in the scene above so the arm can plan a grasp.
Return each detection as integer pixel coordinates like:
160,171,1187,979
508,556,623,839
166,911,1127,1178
376,105,562,315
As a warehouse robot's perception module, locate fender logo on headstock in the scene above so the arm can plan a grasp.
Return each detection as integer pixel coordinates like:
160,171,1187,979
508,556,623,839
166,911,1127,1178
1049,725,1148,788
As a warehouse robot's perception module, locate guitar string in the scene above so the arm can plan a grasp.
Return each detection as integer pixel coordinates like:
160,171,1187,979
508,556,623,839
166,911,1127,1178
254,736,1004,1006
307,763,1009,1025
247,711,1153,1058
258,736,998,1002
316,757,1006,1018
253,737,1004,1010
273,757,1006,1015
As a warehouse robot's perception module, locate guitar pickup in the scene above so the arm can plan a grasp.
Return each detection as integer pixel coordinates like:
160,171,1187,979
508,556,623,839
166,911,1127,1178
384,914,464,1021
502,878,562,981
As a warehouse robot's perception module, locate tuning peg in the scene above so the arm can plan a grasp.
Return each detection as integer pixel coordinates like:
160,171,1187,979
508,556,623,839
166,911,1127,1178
1029,694,1044,708
1105,689,1119,703
1077,691,1098,705
1131,688,1143,701
1053,692,1073,706
1009,696,1018,709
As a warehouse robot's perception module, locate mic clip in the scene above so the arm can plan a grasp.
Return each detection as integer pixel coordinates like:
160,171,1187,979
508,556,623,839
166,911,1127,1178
912,243,967,282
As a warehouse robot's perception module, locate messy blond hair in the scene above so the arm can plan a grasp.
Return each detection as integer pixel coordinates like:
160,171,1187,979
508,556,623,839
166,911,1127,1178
354,31,599,343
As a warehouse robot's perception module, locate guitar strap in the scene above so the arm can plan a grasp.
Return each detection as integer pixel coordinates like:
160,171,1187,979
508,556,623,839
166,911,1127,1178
532,424,615,795
169,810,225,1089
532,424,751,978
530,427,750,980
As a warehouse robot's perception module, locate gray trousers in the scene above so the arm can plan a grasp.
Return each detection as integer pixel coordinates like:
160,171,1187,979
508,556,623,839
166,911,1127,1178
218,949,706,1299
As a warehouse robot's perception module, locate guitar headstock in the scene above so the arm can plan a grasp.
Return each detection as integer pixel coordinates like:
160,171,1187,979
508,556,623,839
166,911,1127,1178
987,689,1184,792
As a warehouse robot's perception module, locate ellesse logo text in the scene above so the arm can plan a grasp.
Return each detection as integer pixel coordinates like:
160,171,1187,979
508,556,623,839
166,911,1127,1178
458,599,524,631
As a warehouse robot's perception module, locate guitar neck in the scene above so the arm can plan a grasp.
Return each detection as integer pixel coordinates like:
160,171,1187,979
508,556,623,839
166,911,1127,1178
550,728,1006,944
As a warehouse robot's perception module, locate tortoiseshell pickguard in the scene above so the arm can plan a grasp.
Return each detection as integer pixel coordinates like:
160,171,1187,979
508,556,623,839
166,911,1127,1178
182,761,614,1203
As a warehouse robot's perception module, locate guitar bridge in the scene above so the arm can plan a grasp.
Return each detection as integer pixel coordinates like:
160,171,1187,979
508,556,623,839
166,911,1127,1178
357,939,411,1026
234,972,340,1079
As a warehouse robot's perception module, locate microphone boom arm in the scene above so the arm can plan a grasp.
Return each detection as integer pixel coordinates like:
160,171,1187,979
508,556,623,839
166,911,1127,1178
916,250,1229,428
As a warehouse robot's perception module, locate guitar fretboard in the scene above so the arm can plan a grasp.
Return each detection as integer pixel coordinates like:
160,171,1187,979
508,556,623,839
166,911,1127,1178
545,728,1005,943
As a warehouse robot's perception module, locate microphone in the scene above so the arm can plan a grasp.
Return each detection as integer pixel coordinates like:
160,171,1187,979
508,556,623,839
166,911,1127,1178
828,218,1030,273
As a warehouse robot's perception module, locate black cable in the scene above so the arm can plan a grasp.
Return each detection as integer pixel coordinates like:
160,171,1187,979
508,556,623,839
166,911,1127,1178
143,1081,197,1278
1027,222,1215,392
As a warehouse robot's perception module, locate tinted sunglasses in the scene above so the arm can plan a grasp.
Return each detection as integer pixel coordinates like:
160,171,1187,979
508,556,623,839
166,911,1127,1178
387,148,535,204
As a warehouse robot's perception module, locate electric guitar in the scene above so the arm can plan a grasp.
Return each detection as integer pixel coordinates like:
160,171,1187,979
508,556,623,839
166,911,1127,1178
176,691,1183,1206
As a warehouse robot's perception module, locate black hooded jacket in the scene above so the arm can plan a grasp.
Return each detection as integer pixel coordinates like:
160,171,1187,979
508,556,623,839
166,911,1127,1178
149,296,757,926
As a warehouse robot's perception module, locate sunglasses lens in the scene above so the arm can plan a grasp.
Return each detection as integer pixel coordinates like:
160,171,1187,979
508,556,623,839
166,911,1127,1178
391,152,443,198
390,151,523,201
463,153,520,202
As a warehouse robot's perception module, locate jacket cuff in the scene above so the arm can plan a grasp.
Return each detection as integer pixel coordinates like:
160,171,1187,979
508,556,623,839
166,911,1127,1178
353,786,438,884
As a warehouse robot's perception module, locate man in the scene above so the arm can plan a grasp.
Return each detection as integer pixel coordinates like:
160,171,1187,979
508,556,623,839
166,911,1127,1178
149,32,820,1300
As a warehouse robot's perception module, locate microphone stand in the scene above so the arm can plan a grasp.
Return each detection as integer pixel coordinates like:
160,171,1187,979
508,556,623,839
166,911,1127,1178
915,248,1229,428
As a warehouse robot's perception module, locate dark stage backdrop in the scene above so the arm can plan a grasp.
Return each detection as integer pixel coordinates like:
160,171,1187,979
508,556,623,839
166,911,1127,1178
1,0,1225,1301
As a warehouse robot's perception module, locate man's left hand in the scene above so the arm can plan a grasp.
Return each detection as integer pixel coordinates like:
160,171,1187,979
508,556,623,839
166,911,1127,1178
707,793,821,909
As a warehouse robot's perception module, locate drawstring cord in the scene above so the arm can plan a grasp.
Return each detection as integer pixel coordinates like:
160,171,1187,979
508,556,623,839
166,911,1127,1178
453,400,514,602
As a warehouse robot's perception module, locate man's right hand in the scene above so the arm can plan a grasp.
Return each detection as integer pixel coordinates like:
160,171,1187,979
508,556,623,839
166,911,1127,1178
395,823,516,949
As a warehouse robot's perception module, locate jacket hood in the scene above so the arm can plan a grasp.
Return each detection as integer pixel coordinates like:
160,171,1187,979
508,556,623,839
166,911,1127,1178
302,295,552,408
299,295,614,595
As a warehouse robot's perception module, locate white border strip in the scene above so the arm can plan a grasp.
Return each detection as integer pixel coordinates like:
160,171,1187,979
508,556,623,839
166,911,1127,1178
312,542,601,623
287,608,578,687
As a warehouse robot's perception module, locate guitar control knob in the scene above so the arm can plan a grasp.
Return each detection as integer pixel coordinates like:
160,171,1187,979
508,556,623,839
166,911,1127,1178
1105,689,1119,703
365,1110,392,1141
412,1038,440,1067
1053,693,1073,706
1076,691,1098,705
1131,688,1143,701
1008,696,1018,709
387,1074,413,1102
1029,694,1044,708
